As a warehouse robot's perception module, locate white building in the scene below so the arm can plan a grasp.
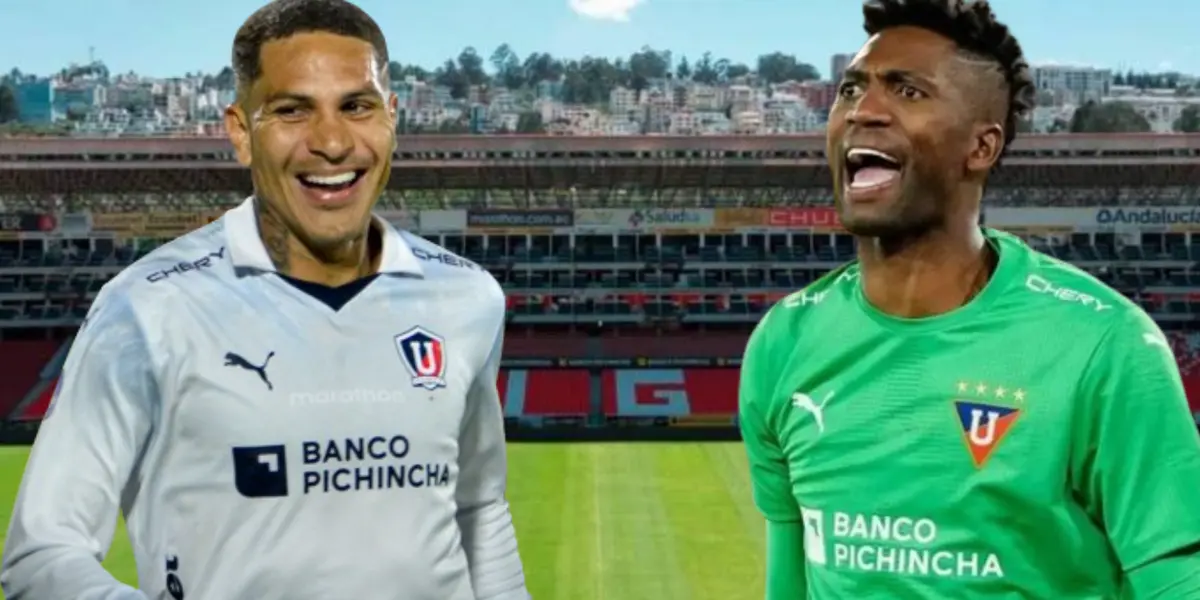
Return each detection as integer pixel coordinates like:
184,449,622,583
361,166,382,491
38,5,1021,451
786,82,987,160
609,86,637,114
726,84,760,116
1033,64,1112,104
1103,89,1200,132
687,84,726,112
732,110,763,134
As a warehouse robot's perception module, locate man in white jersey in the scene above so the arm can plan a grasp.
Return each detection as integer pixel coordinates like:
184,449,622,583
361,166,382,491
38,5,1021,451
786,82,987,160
1,1,529,598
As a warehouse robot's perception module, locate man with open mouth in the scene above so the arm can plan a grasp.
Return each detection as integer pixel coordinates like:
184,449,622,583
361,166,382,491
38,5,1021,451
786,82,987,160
739,1,1200,599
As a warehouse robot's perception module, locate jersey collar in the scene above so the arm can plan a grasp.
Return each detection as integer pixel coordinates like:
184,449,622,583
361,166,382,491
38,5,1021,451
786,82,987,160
222,196,424,277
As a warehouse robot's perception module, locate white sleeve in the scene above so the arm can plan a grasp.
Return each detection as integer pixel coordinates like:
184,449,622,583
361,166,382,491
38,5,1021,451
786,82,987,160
454,299,529,600
1,297,155,600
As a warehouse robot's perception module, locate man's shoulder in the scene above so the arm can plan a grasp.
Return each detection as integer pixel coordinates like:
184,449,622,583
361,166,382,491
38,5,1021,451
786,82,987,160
747,262,858,358
401,232,501,299
763,262,859,327
99,220,231,305
1012,239,1141,322
994,233,1165,359
74,222,226,346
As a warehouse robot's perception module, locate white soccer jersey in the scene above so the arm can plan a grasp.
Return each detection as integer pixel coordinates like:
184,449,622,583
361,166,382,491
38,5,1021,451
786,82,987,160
1,199,529,600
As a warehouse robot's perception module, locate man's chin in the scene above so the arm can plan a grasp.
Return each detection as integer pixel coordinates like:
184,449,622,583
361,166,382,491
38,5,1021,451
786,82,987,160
295,228,371,264
840,207,920,239
291,203,371,241
841,210,947,244
839,202,897,236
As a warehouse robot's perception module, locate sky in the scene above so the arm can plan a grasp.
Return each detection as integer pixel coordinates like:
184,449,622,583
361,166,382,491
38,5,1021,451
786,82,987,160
0,0,1196,79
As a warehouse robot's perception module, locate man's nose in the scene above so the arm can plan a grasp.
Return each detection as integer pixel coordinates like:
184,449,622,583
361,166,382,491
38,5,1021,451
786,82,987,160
845,88,893,128
307,113,354,163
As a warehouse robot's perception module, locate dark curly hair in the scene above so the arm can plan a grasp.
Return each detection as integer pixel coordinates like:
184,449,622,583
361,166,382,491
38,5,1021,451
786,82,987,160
862,0,1035,155
232,0,389,99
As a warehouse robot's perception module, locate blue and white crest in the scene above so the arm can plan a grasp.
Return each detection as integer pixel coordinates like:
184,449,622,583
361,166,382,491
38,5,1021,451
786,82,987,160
394,326,448,391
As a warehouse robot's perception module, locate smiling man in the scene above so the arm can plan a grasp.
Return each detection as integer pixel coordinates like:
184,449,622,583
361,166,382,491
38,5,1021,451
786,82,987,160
738,0,1200,598
1,1,529,599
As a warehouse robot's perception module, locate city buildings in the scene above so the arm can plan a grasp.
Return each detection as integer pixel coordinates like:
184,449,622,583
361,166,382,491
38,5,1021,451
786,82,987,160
5,54,1197,136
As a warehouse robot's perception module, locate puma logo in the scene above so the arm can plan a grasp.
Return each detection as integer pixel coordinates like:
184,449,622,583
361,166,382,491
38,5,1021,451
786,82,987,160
792,390,835,433
225,351,275,391
1143,332,1171,351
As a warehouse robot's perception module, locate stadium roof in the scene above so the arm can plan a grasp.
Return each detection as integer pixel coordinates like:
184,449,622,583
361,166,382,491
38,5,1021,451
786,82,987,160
2,133,1199,163
1,134,1197,193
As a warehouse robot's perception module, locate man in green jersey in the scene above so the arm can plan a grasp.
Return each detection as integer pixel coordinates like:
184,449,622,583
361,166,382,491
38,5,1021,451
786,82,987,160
738,0,1200,598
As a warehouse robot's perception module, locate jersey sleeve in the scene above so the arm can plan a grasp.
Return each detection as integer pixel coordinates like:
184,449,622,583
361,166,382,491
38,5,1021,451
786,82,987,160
1071,311,1200,597
766,521,808,600
454,286,529,600
740,311,808,599
1,297,156,600
739,311,801,523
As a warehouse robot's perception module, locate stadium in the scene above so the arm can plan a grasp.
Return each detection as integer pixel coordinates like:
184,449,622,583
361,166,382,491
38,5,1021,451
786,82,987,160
1,132,1198,598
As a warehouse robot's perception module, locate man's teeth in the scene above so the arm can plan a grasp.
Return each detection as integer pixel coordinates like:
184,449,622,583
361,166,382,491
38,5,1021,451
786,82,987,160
846,148,899,165
302,172,357,186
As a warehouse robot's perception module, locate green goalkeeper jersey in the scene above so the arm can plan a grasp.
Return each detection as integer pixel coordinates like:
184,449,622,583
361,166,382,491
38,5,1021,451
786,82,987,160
739,228,1200,599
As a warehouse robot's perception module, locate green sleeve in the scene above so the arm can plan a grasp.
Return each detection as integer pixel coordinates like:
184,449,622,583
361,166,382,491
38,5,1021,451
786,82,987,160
740,314,807,598
1071,313,1200,597
739,315,802,523
766,521,807,600
1123,553,1200,599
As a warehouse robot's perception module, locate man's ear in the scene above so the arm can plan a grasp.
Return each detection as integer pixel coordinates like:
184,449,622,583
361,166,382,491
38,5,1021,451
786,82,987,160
966,122,1005,174
225,101,253,167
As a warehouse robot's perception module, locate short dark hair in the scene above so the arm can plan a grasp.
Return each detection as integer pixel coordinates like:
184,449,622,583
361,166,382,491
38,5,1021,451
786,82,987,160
232,0,389,97
862,0,1035,155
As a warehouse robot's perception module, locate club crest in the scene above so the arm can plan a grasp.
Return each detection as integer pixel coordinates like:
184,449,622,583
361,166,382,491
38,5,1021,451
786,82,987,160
394,326,448,391
954,401,1021,468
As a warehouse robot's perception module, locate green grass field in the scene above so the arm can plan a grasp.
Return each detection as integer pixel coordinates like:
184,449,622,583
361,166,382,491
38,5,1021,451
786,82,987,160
0,442,765,600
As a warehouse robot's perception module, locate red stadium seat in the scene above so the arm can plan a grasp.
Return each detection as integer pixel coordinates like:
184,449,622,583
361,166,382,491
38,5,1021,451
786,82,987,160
0,341,61,419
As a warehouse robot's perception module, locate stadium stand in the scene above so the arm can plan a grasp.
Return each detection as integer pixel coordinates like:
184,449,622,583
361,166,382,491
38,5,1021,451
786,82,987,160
0,133,1197,428
5,185,1200,212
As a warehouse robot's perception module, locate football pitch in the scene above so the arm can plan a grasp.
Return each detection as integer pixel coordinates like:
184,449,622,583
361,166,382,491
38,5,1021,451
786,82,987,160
0,442,765,600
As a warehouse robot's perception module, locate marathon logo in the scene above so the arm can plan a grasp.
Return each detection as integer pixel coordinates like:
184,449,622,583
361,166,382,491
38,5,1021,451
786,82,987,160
146,247,226,283
467,210,573,228
300,434,451,494
1095,207,1200,227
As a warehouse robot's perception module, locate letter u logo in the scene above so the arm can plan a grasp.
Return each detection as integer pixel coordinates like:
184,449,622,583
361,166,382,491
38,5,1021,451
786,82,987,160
967,409,999,445
409,341,439,376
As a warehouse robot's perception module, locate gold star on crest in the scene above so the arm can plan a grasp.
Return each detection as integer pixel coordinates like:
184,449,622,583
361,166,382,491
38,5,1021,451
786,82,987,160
953,381,1029,404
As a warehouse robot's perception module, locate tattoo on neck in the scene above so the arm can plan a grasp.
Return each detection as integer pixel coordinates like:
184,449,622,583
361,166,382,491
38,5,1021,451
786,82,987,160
254,198,291,272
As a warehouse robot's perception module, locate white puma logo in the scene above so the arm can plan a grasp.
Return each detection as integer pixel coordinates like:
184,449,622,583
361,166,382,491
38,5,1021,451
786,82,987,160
792,390,836,433
1143,332,1170,351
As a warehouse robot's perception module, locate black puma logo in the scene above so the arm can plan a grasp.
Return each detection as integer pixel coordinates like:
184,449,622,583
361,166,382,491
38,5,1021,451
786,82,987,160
224,351,275,390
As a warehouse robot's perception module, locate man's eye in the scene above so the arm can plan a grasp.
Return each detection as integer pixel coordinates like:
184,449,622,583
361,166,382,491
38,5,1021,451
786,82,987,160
899,85,925,100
